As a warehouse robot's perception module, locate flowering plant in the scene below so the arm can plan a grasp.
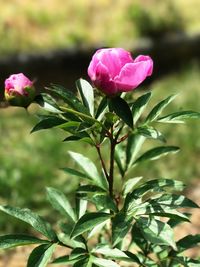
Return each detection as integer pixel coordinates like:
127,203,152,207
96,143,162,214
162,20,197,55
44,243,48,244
1,48,200,267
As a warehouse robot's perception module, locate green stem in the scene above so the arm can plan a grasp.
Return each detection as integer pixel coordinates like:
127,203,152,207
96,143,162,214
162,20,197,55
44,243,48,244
60,105,99,124
95,144,109,183
109,126,116,198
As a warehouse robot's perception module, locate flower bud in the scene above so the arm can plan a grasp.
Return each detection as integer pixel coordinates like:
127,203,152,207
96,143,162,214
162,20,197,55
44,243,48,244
88,48,153,96
4,73,35,108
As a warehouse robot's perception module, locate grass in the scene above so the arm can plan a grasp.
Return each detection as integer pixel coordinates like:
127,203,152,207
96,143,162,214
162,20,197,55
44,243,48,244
0,0,200,56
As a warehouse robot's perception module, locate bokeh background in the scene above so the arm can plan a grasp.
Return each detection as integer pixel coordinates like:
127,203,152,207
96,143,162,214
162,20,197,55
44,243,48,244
0,0,200,264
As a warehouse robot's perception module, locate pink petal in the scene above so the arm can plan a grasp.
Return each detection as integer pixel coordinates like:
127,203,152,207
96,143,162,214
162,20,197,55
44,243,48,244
134,55,153,76
114,59,153,92
93,62,117,95
88,48,134,80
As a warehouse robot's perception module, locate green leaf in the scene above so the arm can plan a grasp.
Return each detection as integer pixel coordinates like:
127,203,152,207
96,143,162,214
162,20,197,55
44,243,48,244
124,179,185,212
27,243,56,267
54,250,90,267
58,222,86,249
176,234,200,253
112,212,132,247
135,203,189,222
69,247,87,261
131,223,147,251
95,97,108,120
58,232,86,249
56,121,80,131
76,197,88,219
88,220,108,239
92,257,120,267
34,93,61,113
73,256,92,267
150,194,199,209
84,193,117,212
68,151,108,190
157,110,200,123
137,253,159,266
46,187,76,222
133,146,180,166
71,212,110,239
109,96,133,128
31,117,67,133
92,245,140,263
145,94,178,122
137,217,176,250
63,136,94,145
0,205,56,240
77,185,106,194
127,179,185,199
47,84,91,115
171,256,200,267
0,235,49,250
76,78,94,116
115,143,126,177
132,92,152,124
52,255,81,265
122,177,143,197
62,167,93,181
137,126,166,142
126,134,145,169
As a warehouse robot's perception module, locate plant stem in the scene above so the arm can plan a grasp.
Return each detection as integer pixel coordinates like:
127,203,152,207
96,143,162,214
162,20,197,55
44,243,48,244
109,126,116,198
95,144,109,183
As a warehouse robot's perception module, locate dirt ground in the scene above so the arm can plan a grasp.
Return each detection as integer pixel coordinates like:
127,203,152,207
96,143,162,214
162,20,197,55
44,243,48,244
0,180,200,267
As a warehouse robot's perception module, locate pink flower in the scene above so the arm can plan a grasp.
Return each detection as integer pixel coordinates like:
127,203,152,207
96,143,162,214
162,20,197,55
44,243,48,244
88,48,153,95
4,73,35,107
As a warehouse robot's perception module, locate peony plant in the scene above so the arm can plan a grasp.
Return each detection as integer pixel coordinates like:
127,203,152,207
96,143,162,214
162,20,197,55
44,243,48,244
1,48,200,267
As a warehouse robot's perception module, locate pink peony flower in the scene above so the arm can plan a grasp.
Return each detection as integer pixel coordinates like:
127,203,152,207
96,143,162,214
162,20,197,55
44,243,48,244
4,73,35,107
88,48,153,95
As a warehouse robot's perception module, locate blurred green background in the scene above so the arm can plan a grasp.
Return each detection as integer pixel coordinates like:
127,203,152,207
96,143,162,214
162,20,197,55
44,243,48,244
0,0,200,233
0,0,200,55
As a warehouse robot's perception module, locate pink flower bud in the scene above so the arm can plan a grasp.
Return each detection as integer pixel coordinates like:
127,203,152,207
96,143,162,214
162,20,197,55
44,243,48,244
4,73,35,107
88,48,153,95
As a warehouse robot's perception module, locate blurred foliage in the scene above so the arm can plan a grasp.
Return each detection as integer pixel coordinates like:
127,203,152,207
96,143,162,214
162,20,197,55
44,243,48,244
0,0,200,56
128,1,184,39
0,65,200,233
131,64,200,182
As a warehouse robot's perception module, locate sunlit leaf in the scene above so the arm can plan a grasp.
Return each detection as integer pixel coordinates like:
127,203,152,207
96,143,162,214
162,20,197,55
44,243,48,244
157,110,200,123
0,235,49,250
0,205,56,240
27,243,56,267
137,126,166,142
132,92,151,124
136,217,176,250
47,84,91,115
46,187,76,222
112,212,132,247
122,177,143,197
133,146,180,166
126,133,145,169
76,78,94,116
71,212,110,239
145,94,178,122
31,117,67,133
92,257,120,267
68,151,108,190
